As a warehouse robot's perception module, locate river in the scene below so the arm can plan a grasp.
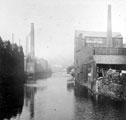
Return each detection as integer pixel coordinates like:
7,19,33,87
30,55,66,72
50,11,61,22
0,71,126,120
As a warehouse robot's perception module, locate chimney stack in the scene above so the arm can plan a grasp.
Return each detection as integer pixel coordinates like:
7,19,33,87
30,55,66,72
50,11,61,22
12,33,14,44
30,23,35,58
106,4,112,47
25,36,28,56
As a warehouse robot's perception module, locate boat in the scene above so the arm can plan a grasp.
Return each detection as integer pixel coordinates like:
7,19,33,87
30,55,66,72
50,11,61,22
74,5,126,101
67,77,75,84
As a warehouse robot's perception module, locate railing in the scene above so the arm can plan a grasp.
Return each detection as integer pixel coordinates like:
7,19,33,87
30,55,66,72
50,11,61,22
94,47,126,55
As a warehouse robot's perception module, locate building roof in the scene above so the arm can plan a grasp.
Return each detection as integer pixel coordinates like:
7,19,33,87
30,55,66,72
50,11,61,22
75,30,123,38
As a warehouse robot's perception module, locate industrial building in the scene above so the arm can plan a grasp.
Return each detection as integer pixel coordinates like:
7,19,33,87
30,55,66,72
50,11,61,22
74,5,126,100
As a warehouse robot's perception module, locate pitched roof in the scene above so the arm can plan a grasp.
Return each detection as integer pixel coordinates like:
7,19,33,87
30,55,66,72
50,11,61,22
75,30,122,38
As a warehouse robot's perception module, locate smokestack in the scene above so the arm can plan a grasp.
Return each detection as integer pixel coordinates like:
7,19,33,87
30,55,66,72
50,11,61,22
106,5,112,47
30,23,35,58
25,36,29,56
19,39,20,46
12,33,14,44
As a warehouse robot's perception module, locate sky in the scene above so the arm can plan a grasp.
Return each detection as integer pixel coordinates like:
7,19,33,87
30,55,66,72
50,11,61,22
0,0,126,66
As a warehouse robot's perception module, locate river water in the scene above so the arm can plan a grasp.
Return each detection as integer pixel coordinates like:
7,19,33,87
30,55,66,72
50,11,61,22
1,71,126,120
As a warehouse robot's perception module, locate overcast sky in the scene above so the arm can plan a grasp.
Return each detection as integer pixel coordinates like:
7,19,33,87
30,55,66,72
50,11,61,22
0,0,126,66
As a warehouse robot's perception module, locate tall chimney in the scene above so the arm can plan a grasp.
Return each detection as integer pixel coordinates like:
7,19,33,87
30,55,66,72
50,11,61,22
25,36,28,55
30,23,35,58
106,4,112,47
12,33,14,44
19,39,20,46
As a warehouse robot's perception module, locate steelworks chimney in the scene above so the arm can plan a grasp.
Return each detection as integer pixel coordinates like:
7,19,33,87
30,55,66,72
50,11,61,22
12,33,14,44
106,5,113,47
30,23,35,58
25,36,29,56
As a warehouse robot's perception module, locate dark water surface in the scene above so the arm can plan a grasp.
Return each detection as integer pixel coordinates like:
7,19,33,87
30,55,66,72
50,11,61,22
1,72,126,120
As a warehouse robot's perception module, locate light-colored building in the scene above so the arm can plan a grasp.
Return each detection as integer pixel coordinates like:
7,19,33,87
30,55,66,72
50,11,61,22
74,31,123,54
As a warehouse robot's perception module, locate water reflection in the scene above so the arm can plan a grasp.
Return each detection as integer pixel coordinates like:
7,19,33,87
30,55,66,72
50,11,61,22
24,73,126,120
2,72,126,120
67,83,74,92
24,85,37,119
34,70,52,80
74,85,126,120
0,78,24,120
66,77,75,92
24,79,48,120
26,71,52,84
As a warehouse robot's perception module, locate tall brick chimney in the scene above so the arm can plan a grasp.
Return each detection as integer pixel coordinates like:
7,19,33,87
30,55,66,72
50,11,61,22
31,23,35,58
106,5,112,47
25,36,29,56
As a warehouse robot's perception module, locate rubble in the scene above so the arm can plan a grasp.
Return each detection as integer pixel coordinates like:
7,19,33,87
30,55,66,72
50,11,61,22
96,69,126,100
